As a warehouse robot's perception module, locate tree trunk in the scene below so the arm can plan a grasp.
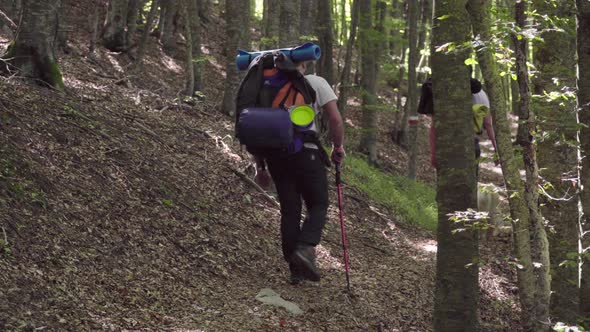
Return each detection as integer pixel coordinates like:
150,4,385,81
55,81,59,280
2,0,64,91
182,0,194,96
278,0,299,47
299,0,315,74
160,0,178,52
406,0,419,179
358,0,378,164
468,0,546,330
337,0,359,118
221,0,250,116
316,0,334,85
431,0,479,331
532,0,580,324
126,0,140,44
186,0,201,93
262,0,280,49
577,0,590,326
133,0,158,72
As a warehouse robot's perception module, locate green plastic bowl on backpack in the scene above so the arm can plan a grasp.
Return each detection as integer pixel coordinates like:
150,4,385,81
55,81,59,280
290,105,315,128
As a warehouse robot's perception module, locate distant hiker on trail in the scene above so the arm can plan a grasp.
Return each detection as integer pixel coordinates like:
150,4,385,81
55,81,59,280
235,51,345,285
419,77,498,177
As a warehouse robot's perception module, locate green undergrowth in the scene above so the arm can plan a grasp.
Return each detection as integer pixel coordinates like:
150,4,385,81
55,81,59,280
344,155,437,232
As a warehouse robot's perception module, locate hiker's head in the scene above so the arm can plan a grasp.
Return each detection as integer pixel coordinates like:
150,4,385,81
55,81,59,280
470,78,482,94
296,61,314,74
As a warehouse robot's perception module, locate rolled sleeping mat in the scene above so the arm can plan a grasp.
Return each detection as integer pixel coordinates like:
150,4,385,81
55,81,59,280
236,42,321,71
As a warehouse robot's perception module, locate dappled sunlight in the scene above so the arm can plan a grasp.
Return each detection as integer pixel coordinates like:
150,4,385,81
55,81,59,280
479,265,516,304
316,244,344,270
412,239,437,254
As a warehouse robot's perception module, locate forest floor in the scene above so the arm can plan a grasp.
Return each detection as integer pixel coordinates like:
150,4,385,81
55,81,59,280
0,1,521,331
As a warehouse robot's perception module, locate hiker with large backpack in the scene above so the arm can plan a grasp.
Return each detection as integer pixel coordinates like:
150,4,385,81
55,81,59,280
419,77,498,176
235,49,345,285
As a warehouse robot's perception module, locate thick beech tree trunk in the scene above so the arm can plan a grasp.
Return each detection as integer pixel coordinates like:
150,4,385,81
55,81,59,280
431,0,479,331
358,0,378,164
316,0,334,85
278,0,299,47
3,0,64,91
221,0,250,116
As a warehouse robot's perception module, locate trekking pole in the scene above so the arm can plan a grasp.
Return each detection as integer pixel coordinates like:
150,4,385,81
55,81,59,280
335,163,351,291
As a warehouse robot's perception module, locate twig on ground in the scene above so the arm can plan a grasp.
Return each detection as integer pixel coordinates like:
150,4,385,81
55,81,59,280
227,166,280,209
0,9,17,32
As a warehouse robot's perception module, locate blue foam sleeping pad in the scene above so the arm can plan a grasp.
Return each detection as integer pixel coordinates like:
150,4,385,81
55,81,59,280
236,42,321,71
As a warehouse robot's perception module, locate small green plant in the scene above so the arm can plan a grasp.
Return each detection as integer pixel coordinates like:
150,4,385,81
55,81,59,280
345,155,437,231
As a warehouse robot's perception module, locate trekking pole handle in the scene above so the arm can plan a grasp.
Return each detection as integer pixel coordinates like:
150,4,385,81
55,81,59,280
335,163,341,185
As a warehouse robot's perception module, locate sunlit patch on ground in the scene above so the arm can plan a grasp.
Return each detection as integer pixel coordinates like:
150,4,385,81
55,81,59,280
316,244,344,270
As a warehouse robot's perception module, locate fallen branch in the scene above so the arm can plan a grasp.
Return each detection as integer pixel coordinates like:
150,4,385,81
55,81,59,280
227,166,280,209
0,9,17,33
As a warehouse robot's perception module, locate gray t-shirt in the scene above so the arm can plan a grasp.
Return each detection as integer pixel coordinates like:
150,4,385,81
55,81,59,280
303,74,338,134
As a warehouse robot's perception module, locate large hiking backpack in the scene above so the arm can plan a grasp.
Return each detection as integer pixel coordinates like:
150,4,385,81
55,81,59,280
235,52,317,155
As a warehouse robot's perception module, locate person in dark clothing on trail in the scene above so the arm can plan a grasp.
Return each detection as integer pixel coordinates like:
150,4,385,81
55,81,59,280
254,61,345,285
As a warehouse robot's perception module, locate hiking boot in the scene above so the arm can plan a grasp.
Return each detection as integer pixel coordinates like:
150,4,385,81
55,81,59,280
292,245,321,282
289,263,305,285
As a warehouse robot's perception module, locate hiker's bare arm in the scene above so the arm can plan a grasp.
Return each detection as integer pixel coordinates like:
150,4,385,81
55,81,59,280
322,100,344,148
483,116,497,152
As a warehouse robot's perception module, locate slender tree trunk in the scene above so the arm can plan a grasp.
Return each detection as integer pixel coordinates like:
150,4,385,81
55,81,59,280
102,0,128,51
134,0,158,72
89,0,100,55
160,0,178,52
316,0,334,85
468,0,546,330
358,0,378,164
299,0,315,74
2,0,64,91
182,0,194,96
278,0,299,47
337,0,358,118
431,0,479,331
532,0,580,324
221,0,250,116
187,0,201,93
127,0,140,45
577,0,590,326
406,0,419,179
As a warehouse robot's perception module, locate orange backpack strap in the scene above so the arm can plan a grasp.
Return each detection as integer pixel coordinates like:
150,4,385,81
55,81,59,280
272,82,306,108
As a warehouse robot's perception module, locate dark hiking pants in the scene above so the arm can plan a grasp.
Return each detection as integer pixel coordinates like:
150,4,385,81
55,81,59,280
266,148,329,262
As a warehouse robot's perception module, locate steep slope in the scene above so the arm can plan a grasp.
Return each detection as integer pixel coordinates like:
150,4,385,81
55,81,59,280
0,1,520,331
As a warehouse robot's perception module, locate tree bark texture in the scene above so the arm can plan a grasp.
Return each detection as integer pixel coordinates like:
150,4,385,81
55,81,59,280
278,0,299,47
182,0,194,96
406,0,419,179
316,0,334,85
134,0,158,72
102,0,128,51
3,0,64,91
160,0,178,52
262,0,280,49
431,0,479,331
358,0,378,164
577,0,590,326
126,0,140,44
221,0,250,116
532,0,580,323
